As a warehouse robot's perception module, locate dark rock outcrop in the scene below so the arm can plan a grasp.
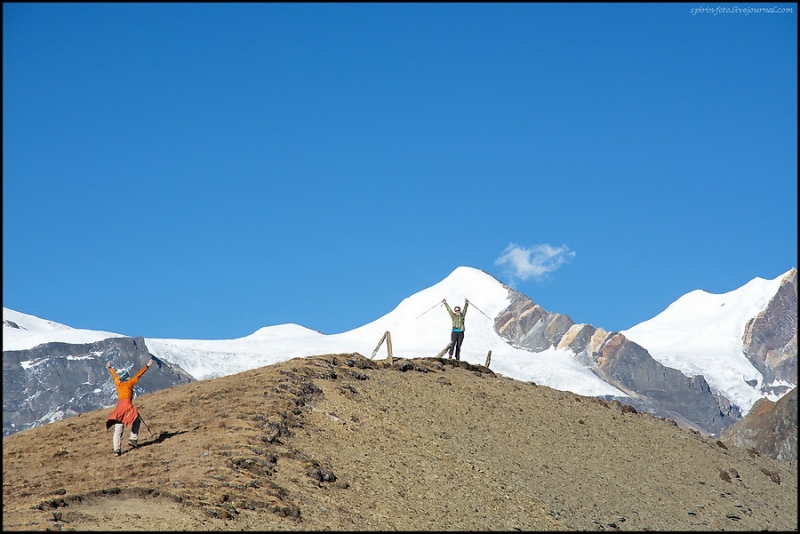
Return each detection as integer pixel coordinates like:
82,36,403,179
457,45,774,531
742,268,797,395
495,293,576,351
496,290,741,436
720,387,797,462
576,330,741,435
3,337,194,437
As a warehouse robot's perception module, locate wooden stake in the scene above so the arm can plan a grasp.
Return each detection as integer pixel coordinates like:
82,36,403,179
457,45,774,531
371,331,393,364
371,331,388,359
435,341,453,359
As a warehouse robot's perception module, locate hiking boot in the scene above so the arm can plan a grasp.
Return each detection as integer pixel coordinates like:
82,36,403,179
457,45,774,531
128,439,138,448
113,449,121,456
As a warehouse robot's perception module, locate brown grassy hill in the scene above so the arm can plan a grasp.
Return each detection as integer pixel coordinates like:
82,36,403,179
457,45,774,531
2,354,797,531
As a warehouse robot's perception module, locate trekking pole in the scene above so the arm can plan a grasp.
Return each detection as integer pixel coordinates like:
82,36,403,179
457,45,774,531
467,300,493,321
138,412,154,437
415,301,442,319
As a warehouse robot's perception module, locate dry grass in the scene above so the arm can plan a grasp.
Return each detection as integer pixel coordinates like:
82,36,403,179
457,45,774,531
2,353,797,531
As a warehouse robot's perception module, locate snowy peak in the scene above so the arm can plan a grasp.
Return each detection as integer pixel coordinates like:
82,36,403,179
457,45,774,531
3,307,72,333
388,266,512,319
3,307,126,352
342,266,513,350
621,269,797,413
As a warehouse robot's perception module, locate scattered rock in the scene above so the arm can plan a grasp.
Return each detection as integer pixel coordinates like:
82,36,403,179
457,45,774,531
308,468,337,483
760,468,781,484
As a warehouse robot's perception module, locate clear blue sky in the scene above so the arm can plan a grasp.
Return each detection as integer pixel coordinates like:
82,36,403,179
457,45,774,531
4,3,797,340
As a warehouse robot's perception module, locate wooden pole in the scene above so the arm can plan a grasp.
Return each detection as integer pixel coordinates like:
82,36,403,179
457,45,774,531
435,341,453,359
386,331,393,364
371,331,388,359
371,331,393,363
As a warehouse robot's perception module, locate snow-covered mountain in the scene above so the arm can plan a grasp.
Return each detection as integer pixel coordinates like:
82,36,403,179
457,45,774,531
3,307,126,350
4,266,796,439
621,270,796,414
145,267,627,398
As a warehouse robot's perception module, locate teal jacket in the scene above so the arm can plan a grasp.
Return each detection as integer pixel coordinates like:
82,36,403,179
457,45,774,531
444,301,468,332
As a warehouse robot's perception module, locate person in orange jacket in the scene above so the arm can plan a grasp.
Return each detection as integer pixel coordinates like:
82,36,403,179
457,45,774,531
106,358,153,455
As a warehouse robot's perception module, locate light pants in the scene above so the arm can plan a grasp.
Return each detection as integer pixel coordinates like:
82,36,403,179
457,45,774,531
113,417,140,451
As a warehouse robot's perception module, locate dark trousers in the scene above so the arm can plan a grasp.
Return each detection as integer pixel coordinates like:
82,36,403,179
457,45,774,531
449,330,465,360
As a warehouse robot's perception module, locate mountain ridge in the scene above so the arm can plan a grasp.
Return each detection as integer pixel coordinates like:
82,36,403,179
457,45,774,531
4,266,796,442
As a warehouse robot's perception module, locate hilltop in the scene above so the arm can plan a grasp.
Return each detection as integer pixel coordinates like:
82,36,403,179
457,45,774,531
2,353,796,531
6,267,796,441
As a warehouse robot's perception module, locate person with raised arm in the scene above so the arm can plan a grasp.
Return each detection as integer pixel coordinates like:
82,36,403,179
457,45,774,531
442,298,469,361
105,358,153,455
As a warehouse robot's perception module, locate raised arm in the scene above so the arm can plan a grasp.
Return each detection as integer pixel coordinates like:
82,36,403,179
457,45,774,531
443,300,454,317
131,361,151,383
106,362,120,384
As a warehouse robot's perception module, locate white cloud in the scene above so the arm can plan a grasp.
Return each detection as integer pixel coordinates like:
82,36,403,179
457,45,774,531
494,243,576,283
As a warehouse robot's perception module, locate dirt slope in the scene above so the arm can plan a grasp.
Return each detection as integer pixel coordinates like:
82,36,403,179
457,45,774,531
2,354,797,531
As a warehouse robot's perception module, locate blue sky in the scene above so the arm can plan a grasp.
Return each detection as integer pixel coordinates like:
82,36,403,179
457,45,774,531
3,3,797,340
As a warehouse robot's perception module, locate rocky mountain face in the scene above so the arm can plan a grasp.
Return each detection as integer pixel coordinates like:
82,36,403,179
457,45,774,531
742,268,797,395
495,292,742,436
721,387,798,462
2,335,193,437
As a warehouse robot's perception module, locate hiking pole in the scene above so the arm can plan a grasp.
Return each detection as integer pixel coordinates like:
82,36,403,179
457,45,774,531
138,412,154,437
415,301,442,319
467,300,493,321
